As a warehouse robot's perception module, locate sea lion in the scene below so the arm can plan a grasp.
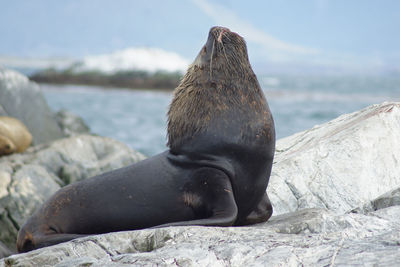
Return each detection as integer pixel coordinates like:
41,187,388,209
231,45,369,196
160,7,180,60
0,116,32,156
17,26,275,253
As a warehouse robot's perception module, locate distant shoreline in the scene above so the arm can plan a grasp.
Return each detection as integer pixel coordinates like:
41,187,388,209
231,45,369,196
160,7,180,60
29,68,182,91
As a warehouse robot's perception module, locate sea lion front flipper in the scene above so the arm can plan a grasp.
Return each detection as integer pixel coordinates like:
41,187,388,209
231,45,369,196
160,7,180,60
154,168,238,228
236,193,273,226
17,229,88,253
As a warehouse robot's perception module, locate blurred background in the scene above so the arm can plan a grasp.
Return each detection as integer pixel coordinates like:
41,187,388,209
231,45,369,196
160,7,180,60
1,0,399,156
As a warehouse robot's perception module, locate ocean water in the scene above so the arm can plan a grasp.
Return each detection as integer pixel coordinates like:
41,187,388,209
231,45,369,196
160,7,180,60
42,74,399,156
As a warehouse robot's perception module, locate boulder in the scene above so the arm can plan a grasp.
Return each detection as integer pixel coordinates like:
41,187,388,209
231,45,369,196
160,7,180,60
0,242,11,260
0,68,64,145
352,187,400,214
54,109,90,137
268,102,400,215
1,206,399,266
0,134,146,253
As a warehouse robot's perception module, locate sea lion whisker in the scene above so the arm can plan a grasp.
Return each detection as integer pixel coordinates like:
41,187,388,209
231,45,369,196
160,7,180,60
221,42,230,64
224,35,232,42
210,39,215,79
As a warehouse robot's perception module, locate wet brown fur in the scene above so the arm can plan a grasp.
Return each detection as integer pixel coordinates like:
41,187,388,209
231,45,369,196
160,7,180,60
168,27,272,150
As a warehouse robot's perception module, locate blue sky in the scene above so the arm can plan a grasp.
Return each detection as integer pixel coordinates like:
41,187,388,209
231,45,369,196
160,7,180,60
1,0,399,73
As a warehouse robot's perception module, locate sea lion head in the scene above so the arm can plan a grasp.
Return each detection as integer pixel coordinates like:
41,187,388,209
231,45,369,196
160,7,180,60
0,136,16,156
192,26,251,78
168,26,267,150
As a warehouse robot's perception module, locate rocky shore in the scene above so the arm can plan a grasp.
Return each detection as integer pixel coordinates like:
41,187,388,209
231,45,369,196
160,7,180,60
29,68,182,91
0,68,146,257
1,68,399,266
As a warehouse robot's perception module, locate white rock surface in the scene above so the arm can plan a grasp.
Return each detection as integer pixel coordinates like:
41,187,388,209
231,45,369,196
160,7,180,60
269,102,400,215
353,187,400,214
2,207,400,267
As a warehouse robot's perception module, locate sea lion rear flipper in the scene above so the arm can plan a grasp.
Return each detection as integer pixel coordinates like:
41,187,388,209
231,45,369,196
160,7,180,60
154,168,238,228
236,193,273,226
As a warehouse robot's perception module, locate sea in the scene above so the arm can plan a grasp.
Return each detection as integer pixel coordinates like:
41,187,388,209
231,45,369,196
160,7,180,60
41,74,399,157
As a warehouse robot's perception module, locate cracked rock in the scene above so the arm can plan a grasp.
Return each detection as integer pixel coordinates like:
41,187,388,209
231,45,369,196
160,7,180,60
352,187,400,214
269,102,400,215
2,207,400,266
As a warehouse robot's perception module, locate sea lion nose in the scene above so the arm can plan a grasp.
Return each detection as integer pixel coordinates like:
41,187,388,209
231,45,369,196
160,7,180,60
208,26,231,44
210,26,231,36
210,26,230,32
217,29,228,43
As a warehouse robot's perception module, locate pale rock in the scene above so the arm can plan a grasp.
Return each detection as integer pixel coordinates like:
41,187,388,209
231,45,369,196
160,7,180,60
0,242,11,260
54,109,90,137
6,165,61,226
3,134,145,184
352,187,400,214
269,102,400,215
0,68,64,144
0,171,11,199
2,207,400,266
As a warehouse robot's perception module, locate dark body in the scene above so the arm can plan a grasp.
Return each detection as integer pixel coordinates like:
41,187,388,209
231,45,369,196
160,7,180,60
17,26,275,253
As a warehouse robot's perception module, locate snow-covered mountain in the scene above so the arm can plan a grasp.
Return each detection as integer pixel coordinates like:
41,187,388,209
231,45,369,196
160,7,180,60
74,47,190,74
0,47,190,75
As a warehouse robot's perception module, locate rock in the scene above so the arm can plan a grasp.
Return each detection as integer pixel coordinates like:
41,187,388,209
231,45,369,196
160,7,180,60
1,207,399,266
0,106,6,116
268,102,400,215
0,241,11,259
0,134,146,253
352,187,400,214
2,102,400,265
55,109,90,137
0,68,64,145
